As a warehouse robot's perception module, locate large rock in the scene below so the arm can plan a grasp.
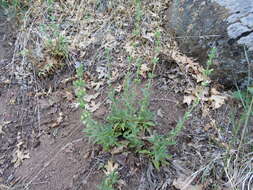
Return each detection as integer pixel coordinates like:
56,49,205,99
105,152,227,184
165,0,253,88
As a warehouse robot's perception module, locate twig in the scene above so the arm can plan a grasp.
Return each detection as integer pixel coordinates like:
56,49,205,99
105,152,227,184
150,98,178,104
175,35,221,39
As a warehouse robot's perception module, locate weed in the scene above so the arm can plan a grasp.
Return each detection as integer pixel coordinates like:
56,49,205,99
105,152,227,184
84,74,155,151
140,134,172,170
36,23,69,77
74,62,199,171
231,87,253,152
40,19,69,59
73,22,199,172
201,47,217,86
99,171,119,190
43,23,69,58
133,0,143,36
221,49,253,189
45,34,69,58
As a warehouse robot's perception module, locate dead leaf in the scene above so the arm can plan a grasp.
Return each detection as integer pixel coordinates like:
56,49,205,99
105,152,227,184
173,176,202,190
104,160,119,176
140,64,151,78
2,79,11,84
210,88,220,95
9,98,16,105
183,95,195,105
0,125,5,135
96,66,108,79
142,32,154,42
84,92,100,102
85,101,101,112
12,149,30,168
124,41,135,54
90,81,104,91
52,112,64,128
115,85,123,93
110,70,120,82
2,121,12,126
61,76,77,84
209,95,227,109
105,33,115,42
157,108,164,118
64,91,74,101
35,91,47,97
111,146,124,155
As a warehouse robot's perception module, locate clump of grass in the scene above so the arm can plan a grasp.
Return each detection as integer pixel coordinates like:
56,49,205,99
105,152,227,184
41,23,69,59
231,86,253,152
45,34,69,59
37,22,69,77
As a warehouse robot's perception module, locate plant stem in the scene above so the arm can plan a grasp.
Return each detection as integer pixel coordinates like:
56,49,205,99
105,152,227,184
238,96,253,153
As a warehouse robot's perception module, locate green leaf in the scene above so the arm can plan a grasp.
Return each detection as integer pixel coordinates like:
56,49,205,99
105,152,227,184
139,149,151,155
145,121,156,127
233,90,244,100
247,87,253,95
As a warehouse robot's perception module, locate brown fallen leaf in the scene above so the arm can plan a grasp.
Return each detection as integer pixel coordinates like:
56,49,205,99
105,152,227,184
64,91,74,101
104,160,119,176
12,149,30,168
0,125,5,135
124,41,135,54
140,64,151,78
111,146,124,155
85,101,101,112
61,76,77,84
84,92,100,102
90,81,104,91
210,87,221,95
173,176,202,190
209,95,227,109
183,95,195,105
157,108,164,118
115,84,123,93
52,112,64,128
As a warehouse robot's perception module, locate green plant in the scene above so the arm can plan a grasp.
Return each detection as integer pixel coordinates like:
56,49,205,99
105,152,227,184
201,47,217,86
231,87,253,152
140,134,172,170
0,0,20,9
133,0,143,36
0,0,30,17
84,74,155,151
36,23,68,77
74,63,199,171
99,171,119,190
40,22,69,59
141,98,199,170
45,33,69,59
